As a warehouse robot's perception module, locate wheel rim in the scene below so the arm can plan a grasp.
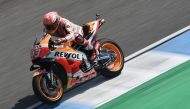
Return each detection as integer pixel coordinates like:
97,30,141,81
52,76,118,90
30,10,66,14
37,74,63,101
102,42,123,71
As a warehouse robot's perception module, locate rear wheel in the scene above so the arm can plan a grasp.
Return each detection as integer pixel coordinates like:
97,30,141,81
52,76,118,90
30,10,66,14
32,72,64,104
98,38,124,78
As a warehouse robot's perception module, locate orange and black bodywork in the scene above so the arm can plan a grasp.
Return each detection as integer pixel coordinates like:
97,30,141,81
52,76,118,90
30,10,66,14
30,33,85,88
30,18,103,87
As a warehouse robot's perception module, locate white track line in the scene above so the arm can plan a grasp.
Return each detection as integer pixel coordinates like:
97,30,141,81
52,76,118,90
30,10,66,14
27,25,190,109
125,25,190,62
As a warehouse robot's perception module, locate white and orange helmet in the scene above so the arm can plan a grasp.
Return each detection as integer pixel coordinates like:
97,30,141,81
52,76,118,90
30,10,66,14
43,11,61,34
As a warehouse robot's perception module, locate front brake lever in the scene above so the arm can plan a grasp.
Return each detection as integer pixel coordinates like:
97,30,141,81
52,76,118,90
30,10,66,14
48,39,56,50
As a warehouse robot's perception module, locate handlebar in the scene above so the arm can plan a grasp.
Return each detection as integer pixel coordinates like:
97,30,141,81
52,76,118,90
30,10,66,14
48,38,65,50
54,45,65,48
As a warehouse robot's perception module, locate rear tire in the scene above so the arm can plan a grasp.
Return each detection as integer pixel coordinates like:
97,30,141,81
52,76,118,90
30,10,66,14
98,38,124,78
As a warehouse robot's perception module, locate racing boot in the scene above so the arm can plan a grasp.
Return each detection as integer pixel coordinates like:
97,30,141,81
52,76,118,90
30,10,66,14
89,41,101,61
83,58,92,72
79,50,92,72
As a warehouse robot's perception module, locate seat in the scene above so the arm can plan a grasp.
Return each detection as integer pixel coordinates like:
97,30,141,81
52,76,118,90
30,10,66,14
82,24,91,37
82,21,95,39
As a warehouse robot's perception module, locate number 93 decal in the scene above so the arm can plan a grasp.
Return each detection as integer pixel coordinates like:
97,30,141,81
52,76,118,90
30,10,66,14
31,49,41,59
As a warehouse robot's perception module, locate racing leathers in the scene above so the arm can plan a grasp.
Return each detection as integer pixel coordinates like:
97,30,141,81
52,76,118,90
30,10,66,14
45,17,95,71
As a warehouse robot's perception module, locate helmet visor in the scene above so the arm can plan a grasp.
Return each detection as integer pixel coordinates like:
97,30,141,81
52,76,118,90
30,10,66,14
45,20,59,31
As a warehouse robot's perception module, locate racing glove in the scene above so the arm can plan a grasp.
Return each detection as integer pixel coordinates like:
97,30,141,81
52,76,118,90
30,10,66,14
54,38,67,45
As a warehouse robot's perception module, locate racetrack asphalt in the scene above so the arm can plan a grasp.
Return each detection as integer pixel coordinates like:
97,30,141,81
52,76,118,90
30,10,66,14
0,0,190,109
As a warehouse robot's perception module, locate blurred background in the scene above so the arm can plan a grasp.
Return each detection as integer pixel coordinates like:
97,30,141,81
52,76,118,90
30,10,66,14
1,0,190,108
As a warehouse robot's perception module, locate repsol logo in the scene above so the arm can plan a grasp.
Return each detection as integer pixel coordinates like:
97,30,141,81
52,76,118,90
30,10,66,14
54,52,81,60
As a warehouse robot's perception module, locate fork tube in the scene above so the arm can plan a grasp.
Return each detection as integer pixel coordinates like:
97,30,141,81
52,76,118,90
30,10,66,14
50,70,54,85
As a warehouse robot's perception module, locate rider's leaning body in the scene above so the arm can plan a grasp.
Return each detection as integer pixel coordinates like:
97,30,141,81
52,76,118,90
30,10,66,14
43,11,100,70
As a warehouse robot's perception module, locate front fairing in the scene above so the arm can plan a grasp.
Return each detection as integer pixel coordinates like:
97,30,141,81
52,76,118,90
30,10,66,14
30,33,51,64
33,69,46,77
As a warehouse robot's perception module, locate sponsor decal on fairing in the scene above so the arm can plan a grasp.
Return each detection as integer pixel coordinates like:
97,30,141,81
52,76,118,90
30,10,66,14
54,51,83,60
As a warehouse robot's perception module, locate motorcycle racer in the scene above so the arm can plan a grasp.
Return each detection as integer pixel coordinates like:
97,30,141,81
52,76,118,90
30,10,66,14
31,13,124,103
43,11,99,71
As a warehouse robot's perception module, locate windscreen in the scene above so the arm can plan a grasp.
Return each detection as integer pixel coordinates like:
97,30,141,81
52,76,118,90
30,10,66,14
33,33,47,45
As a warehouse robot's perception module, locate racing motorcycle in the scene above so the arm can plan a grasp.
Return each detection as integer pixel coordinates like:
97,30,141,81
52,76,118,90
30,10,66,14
30,15,124,104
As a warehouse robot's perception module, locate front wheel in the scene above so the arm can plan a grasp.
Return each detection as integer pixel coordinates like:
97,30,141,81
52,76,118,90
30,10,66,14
98,38,124,78
32,72,64,104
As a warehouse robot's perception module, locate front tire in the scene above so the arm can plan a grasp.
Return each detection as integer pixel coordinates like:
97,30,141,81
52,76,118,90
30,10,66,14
32,72,64,104
98,38,124,78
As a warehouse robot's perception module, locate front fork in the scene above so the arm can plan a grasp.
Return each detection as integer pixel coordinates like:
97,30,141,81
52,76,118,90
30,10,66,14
33,69,57,88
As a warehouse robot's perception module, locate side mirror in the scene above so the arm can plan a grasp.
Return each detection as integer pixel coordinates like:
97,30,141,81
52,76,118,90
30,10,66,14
30,65,40,71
